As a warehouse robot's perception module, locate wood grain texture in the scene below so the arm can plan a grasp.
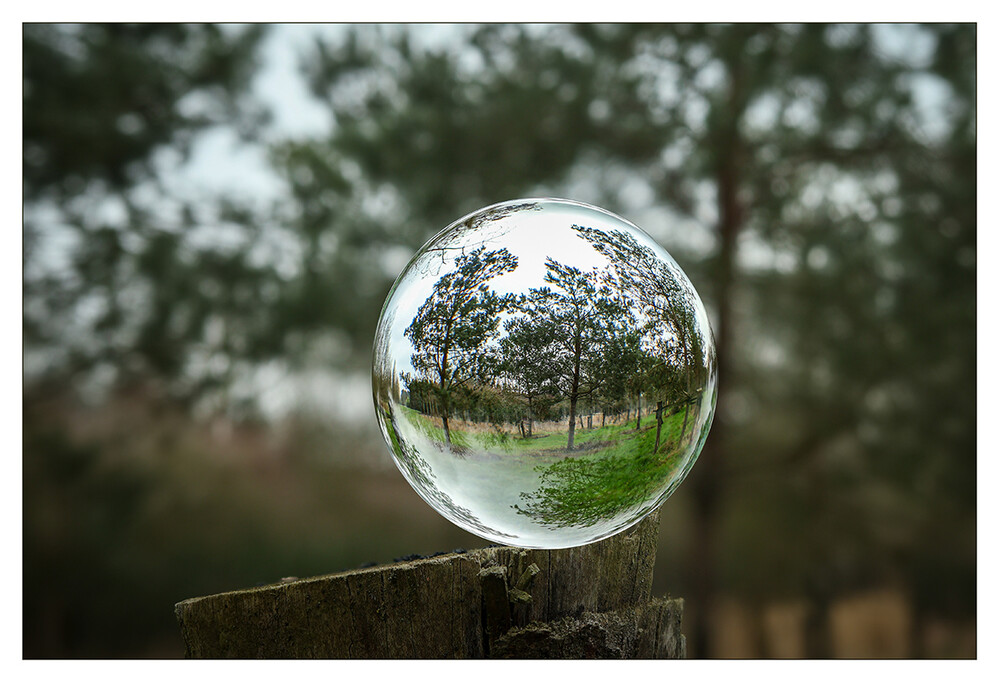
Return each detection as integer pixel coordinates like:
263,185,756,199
174,510,683,658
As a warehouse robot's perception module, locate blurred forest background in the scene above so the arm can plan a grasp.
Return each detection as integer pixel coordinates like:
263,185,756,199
22,23,976,658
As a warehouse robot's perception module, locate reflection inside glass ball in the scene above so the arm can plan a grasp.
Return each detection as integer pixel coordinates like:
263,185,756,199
372,198,717,549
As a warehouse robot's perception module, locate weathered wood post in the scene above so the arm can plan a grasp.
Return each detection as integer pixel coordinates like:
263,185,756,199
174,509,684,658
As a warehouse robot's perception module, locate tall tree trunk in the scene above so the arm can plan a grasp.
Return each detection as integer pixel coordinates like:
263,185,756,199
567,336,581,450
685,36,747,657
567,395,578,450
440,319,454,447
635,394,642,430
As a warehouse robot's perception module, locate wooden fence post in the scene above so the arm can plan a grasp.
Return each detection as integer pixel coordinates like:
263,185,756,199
174,509,684,658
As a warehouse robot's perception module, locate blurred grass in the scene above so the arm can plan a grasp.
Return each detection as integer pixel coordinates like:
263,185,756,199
23,388,486,658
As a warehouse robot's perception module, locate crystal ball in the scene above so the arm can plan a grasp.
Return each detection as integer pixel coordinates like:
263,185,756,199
372,198,717,548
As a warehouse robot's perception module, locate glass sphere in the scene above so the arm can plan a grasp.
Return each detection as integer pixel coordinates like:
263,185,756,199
372,198,717,549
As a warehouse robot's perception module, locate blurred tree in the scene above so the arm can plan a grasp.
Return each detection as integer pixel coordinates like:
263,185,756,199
23,23,274,657
23,24,265,200
283,23,975,655
23,23,270,406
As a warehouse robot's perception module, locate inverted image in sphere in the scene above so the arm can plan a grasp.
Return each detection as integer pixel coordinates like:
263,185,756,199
372,198,717,549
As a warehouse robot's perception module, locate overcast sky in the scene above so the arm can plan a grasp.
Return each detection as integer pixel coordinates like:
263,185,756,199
164,25,473,206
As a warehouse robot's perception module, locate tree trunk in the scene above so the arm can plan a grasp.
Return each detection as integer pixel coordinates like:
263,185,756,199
654,400,664,453
635,394,641,430
567,332,582,450
439,323,453,446
567,394,578,450
441,411,452,446
679,401,690,443
174,510,685,659
685,41,746,656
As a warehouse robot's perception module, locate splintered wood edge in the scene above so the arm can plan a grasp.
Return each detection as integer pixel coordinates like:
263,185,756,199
175,549,489,612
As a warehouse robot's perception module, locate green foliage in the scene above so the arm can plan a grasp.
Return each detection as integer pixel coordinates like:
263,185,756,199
514,258,635,449
404,245,519,443
499,303,561,430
